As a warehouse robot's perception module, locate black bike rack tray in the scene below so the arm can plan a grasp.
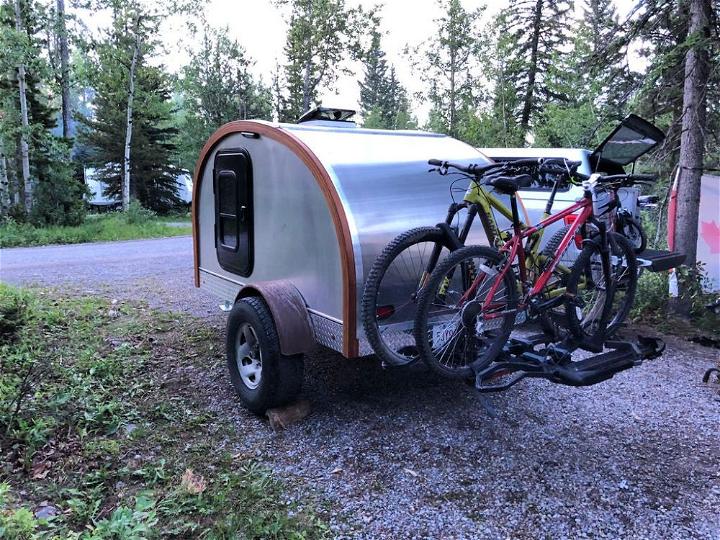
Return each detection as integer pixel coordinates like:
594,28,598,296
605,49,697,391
474,335,665,393
637,249,686,272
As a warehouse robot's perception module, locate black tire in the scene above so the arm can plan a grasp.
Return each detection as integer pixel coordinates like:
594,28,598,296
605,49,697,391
226,296,304,414
565,232,638,341
604,233,638,334
538,225,575,337
361,226,454,367
414,245,517,379
619,215,647,254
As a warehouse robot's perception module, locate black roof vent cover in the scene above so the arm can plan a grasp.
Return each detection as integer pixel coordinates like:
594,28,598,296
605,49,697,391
297,106,357,124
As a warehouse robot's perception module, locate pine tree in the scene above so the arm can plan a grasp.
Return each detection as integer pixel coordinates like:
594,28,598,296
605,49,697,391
358,26,416,130
499,0,573,136
175,25,272,172
416,0,487,138
277,0,363,122
359,26,388,120
77,5,181,213
583,0,636,119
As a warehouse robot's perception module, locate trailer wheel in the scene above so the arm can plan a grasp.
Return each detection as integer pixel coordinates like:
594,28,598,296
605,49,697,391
226,296,303,414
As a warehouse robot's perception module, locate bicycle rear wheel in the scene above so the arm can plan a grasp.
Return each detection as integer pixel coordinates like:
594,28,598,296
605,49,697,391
619,215,647,254
414,246,517,379
361,227,454,366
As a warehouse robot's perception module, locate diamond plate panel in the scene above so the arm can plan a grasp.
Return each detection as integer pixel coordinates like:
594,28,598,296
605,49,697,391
309,313,343,353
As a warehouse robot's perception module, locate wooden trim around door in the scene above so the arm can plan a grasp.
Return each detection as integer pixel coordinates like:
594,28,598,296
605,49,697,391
192,120,359,357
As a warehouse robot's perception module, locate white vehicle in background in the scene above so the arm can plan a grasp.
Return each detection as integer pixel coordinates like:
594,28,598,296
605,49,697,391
480,114,683,273
83,168,193,209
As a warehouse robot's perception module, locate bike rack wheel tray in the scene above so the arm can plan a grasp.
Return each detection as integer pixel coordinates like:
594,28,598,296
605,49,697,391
474,334,665,392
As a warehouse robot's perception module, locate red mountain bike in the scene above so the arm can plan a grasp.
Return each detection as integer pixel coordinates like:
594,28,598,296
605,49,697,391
413,160,638,379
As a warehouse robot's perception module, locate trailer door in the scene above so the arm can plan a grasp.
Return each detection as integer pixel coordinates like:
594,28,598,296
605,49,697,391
214,149,253,276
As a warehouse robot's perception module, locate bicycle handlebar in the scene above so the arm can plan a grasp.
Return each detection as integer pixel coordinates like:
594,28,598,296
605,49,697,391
428,157,582,179
600,173,657,184
427,159,503,175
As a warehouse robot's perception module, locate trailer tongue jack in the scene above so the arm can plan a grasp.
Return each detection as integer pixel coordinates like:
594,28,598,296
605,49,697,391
474,334,665,392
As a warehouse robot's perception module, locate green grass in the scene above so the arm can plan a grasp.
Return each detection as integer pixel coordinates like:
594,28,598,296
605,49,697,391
0,284,327,539
0,213,192,248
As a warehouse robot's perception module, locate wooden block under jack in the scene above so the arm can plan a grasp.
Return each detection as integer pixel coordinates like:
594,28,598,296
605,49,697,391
266,400,311,431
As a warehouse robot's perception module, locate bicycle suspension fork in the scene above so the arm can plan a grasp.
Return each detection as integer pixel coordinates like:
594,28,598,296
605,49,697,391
420,202,477,291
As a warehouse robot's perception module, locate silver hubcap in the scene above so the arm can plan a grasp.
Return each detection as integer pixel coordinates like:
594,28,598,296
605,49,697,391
236,323,262,390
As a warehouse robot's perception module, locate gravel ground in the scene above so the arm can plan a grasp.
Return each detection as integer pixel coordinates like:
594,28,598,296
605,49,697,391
2,237,719,539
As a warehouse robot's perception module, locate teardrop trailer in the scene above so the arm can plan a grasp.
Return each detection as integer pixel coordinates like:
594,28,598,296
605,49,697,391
192,108,493,411
192,108,676,413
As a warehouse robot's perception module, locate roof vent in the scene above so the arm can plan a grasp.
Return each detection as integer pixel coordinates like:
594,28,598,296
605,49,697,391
297,107,357,127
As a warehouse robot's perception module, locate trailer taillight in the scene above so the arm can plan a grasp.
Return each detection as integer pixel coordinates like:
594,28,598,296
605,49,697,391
563,215,583,249
376,305,395,320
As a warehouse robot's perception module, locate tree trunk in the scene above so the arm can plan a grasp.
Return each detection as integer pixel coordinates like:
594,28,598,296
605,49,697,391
0,141,9,216
449,44,457,137
520,0,543,134
14,0,32,214
57,0,72,139
123,27,140,212
670,0,711,316
300,1,314,115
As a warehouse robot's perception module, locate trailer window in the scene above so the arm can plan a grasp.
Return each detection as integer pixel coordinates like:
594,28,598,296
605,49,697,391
218,171,238,248
214,149,253,276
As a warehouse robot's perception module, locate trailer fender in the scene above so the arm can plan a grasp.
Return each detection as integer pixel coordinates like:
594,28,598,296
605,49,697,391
235,281,314,356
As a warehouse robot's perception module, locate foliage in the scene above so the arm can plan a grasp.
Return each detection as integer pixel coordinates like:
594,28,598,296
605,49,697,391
124,199,155,224
0,213,190,248
412,0,487,138
175,24,272,172
275,0,364,121
359,24,416,130
0,285,328,538
0,0,85,226
0,285,28,345
631,264,719,336
76,2,182,213
30,138,87,226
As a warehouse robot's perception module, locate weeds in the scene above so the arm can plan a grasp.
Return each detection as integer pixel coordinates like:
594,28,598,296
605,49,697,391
631,264,719,337
124,200,157,225
0,285,327,538
0,212,191,248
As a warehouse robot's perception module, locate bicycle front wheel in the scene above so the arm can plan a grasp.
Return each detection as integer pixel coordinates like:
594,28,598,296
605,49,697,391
565,232,638,341
361,227,454,366
414,246,517,379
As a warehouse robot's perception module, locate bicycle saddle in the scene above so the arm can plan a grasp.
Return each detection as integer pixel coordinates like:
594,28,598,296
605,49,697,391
487,174,532,195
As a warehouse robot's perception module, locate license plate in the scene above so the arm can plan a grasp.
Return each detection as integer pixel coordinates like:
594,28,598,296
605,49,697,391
432,321,458,349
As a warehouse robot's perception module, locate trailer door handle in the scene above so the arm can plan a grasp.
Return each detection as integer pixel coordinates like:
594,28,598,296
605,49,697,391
239,205,248,223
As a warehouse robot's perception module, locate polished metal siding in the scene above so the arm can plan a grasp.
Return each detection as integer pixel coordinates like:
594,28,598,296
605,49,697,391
198,132,344,320
285,125,492,337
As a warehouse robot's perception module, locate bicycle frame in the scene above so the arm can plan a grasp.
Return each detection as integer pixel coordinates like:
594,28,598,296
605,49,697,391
463,176,571,273
463,195,595,320
421,168,579,308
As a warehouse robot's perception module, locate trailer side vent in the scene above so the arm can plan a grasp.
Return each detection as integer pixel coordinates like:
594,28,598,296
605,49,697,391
214,149,254,277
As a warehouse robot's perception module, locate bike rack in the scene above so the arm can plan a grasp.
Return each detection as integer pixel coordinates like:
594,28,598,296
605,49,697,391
474,333,665,392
